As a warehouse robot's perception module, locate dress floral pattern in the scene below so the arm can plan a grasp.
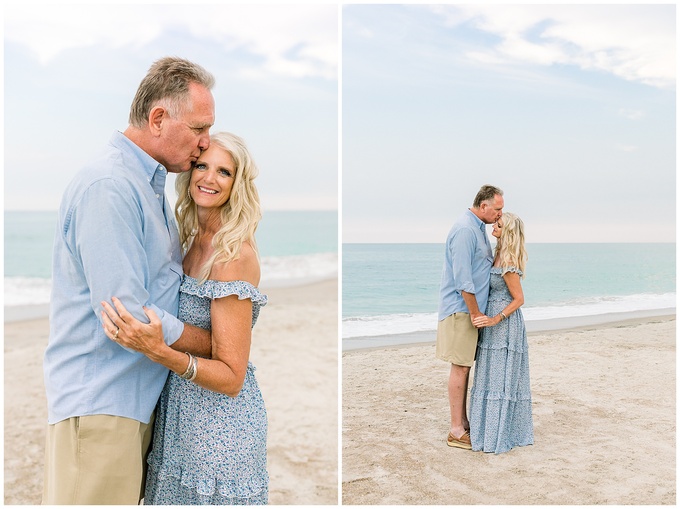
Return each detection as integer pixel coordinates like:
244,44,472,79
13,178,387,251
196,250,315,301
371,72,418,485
144,276,269,505
469,266,534,454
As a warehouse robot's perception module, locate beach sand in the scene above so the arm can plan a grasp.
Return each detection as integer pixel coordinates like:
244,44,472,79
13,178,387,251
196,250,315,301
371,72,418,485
4,278,339,505
342,316,676,505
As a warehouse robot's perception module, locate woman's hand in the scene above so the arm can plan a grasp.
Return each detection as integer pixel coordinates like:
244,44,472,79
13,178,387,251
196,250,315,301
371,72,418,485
101,297,166,359
472,314,501,328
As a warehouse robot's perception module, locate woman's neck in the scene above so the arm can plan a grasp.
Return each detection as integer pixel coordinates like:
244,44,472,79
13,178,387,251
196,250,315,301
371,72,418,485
195,207,222,239
493,242,505,267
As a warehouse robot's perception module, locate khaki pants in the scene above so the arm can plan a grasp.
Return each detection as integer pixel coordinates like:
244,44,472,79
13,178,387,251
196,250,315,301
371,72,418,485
42,413,154,505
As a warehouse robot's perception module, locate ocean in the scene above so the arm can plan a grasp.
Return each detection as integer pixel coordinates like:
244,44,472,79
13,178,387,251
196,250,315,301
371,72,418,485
342,243,676,341
4,210,338,308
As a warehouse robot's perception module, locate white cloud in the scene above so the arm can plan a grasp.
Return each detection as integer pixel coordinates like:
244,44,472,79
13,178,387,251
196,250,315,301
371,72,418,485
497,35,568,66
429,4,675,89
3,4,337,80
184,5,337,80
4,5,162,63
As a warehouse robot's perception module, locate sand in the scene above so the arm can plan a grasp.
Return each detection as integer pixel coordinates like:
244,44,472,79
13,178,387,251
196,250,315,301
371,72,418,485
4,278,339,505
342,316,676,505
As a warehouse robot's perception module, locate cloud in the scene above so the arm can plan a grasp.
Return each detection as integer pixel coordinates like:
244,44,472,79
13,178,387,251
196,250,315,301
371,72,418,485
3,4,337,80
428,4,675,89
4,5,162,62
185,5,337,80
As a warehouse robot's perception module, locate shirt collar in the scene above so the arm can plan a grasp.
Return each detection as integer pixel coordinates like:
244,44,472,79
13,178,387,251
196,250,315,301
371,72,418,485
110,131,167,183
466,208,486,231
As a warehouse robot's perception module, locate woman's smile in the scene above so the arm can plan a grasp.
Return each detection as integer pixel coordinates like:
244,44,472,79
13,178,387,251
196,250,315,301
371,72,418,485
189,145,236,208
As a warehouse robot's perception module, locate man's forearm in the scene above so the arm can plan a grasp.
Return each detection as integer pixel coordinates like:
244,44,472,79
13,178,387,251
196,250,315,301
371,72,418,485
461,291,482,317
170,323,212,357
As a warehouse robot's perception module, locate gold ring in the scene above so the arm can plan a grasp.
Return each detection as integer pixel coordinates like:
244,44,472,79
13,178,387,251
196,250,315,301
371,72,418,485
113,328,120,340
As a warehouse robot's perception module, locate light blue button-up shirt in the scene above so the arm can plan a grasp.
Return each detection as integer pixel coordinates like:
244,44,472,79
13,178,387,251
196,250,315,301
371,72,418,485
438,209,494,321
44,131,185,425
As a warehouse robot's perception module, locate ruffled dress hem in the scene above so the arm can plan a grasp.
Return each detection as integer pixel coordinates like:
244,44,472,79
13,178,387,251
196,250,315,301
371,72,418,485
146,463,268,502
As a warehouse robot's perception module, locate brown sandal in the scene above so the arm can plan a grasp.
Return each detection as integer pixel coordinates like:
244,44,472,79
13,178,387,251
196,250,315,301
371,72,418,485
447,431,472,450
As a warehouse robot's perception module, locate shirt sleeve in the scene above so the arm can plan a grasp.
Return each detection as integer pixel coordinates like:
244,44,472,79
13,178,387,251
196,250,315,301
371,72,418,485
63,177,184,348
449,227,477,295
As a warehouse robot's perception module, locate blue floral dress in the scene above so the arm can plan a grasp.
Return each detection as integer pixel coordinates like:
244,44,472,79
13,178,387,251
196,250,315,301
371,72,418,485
469,266,534,454
144,276,269,505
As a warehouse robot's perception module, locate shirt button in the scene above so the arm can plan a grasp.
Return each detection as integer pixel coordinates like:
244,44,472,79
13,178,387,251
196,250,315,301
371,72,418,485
156,194,160,198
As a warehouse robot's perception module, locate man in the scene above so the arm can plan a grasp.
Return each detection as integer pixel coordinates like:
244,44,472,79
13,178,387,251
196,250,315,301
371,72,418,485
436,185,504,450
43,57,216,504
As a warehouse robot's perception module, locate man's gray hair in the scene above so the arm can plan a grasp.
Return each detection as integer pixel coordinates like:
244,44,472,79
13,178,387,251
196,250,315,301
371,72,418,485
128,57,215,128
473,185,504,208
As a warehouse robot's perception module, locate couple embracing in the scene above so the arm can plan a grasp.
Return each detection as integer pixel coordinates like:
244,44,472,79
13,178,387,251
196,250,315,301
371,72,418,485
43,57,268,505
436,185,534,454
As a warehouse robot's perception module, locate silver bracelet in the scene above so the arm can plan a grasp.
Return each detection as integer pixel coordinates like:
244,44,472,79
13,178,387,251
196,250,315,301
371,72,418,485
187,355,199,382
179,352,196,380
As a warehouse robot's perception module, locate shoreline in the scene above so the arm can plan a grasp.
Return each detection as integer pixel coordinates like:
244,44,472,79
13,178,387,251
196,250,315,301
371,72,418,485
342,307,676,351
3,276,338,324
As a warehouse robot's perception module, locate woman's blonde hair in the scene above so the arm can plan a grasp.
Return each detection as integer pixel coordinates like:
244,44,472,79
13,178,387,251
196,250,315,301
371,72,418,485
495,212,527,277
174,132,261,283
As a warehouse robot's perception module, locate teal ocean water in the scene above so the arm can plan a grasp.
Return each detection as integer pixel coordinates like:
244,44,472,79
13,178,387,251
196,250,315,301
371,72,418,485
342,243,676,339
5,210,337,306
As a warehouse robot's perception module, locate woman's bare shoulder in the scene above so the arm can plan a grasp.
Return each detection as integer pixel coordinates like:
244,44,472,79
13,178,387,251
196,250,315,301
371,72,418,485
210,241,260,286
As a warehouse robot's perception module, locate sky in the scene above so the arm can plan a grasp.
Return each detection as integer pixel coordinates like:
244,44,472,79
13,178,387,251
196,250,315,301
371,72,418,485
4,4,338,212
342,4,676,243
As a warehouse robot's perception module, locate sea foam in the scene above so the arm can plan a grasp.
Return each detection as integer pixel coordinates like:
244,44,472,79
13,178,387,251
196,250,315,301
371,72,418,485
342,292,677,339
4,252,338,308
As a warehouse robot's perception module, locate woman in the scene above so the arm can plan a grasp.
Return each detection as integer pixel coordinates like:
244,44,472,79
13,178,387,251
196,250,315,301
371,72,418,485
101,132,269,504
469,212,534,454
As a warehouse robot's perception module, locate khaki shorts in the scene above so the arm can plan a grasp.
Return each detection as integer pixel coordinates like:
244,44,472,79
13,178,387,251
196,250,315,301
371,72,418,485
42,413,154,505
435,312,479,367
